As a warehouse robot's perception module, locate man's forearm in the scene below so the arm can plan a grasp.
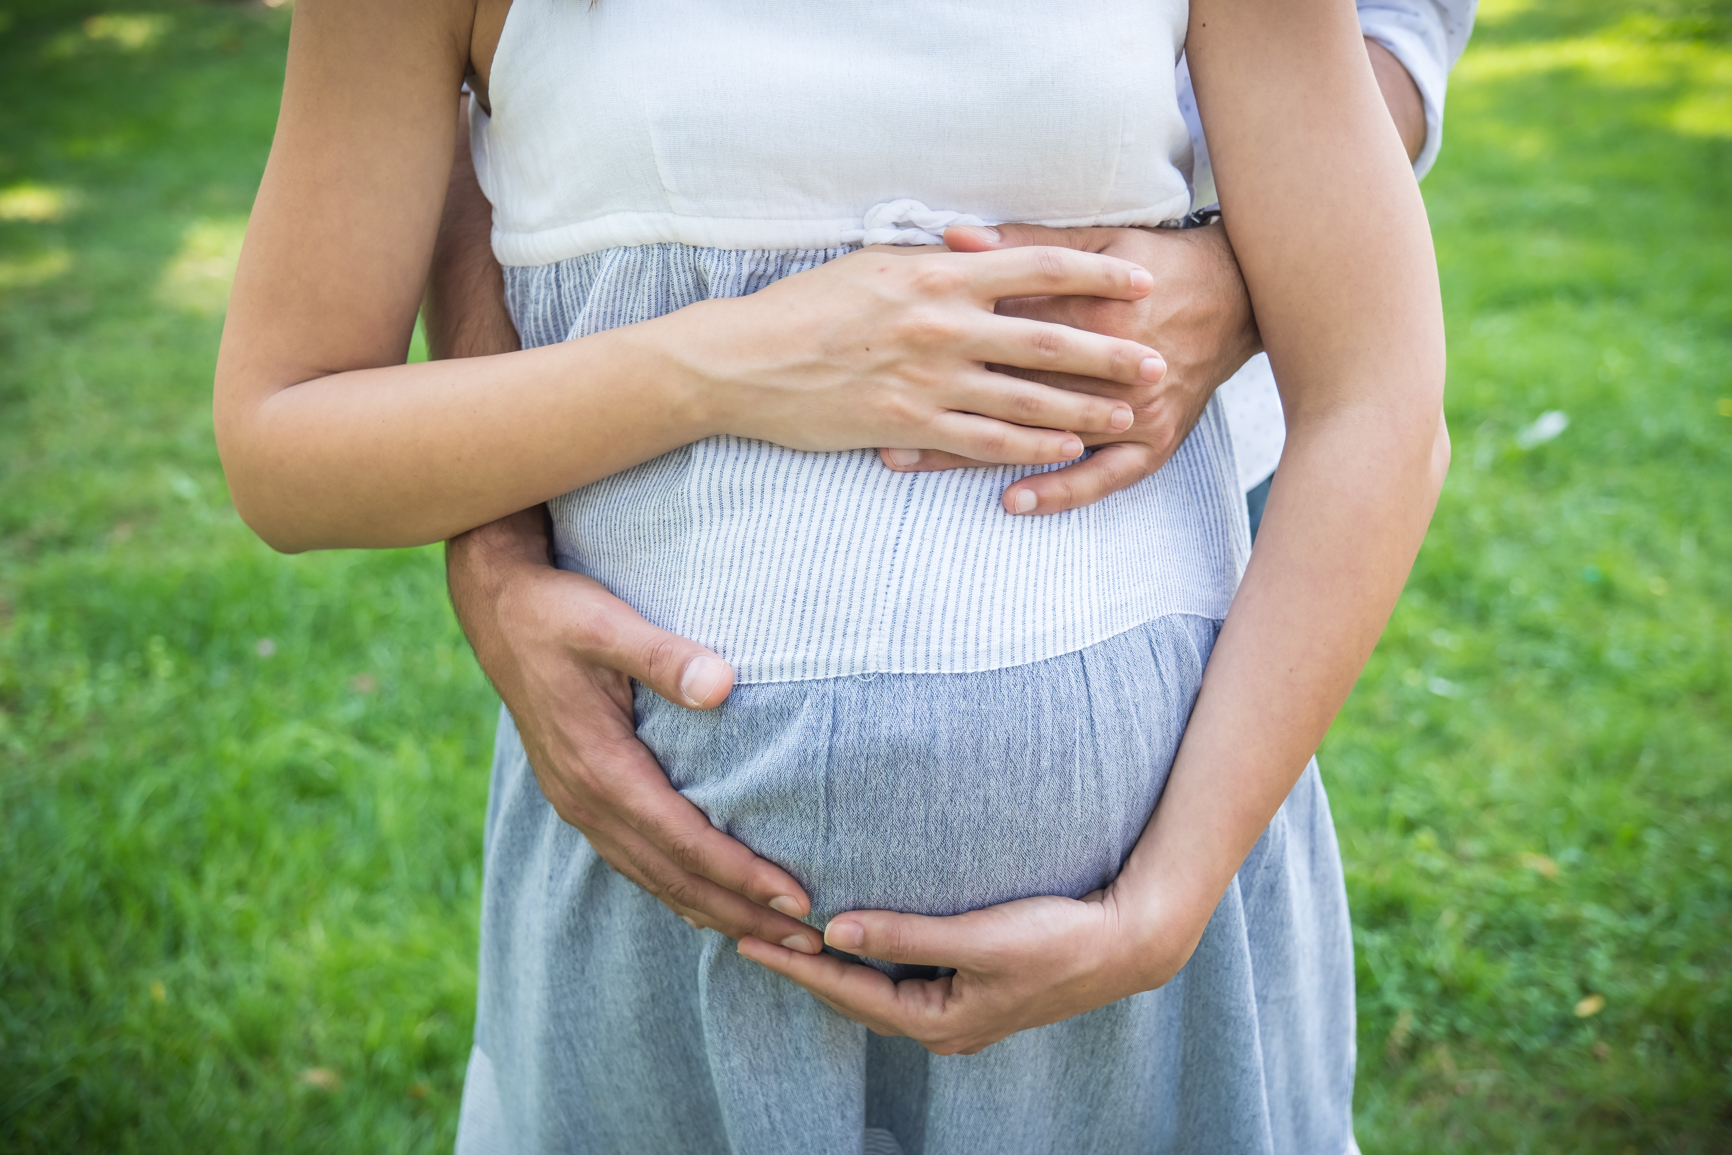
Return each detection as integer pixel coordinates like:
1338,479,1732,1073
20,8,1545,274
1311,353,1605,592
1366,37,1427,164
424,92,520,362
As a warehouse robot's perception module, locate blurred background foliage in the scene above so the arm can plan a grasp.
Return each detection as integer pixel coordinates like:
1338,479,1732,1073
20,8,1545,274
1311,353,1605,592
0,0,1728,1150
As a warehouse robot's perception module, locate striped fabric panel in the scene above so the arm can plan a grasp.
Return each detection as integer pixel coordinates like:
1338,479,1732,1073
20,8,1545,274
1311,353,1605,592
509,243,1249,684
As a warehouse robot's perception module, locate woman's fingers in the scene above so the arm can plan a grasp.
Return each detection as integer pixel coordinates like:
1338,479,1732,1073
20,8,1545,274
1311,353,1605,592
736,937,952,1036
967,315,1164,390
917,411,1084,466
821,908,993,968
943,221,1117,256
946,370,1134,439
955,245,1153,303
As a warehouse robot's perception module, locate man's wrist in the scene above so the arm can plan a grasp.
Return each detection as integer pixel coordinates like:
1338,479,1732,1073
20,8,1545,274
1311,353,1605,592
1171,222,1263,381
446,506,555,625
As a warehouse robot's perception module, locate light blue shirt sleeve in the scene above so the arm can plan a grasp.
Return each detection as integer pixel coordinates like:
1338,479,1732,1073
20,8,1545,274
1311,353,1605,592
1177,0,1478,207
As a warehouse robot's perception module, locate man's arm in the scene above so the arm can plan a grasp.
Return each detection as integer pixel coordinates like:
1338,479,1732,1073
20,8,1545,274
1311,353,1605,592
1359,0,1478,178
433,97,821,953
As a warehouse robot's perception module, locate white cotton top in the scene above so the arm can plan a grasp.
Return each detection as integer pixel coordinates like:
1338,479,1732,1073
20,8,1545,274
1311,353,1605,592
471,0,1195,265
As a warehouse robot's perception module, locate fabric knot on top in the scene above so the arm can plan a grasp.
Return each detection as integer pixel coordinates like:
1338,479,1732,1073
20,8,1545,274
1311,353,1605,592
840,199,993,247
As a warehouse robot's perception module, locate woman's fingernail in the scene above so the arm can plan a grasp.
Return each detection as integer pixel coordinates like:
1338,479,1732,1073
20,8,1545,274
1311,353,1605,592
680,655,731,706
1129,268,1153,292
768,896,803,917
1011,489,1038,515
886,448,921,468
1061,438,1084,459
825,920,865,951
680,916,699,929
1110,405,1134,432
953,224,999,242
1139,356,1166,381
781,935,814,952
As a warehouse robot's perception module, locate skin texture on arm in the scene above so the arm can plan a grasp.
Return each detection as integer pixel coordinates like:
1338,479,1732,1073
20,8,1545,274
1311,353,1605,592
739,0,1449,1053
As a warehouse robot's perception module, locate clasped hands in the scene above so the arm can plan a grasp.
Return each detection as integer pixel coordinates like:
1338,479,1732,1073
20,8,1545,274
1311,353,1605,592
446,221,1259,1051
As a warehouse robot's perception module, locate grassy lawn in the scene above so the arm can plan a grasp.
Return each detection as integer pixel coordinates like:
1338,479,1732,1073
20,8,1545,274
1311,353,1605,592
1,0,1727,1151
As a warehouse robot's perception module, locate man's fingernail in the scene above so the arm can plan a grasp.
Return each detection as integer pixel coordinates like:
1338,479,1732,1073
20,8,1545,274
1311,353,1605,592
768,895,803,917
1110,405,1134,432
780,935,813,952
886,448,921,468
1061,438,1084,459
680,656,731,707
824,920,865,951
1011,489,1038,515
680,916,699,929
976,225,1000,241
1139,356,1166,381
1129,267,1153,292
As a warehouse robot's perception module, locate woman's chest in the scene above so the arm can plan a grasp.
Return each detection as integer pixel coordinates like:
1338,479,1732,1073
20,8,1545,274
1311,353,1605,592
483,0,1193,228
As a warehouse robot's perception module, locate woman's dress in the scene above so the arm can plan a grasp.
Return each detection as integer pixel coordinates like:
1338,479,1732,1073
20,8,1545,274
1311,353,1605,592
456,3,1358,1151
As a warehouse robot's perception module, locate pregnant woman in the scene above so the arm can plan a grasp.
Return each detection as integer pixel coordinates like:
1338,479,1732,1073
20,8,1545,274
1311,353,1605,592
214,0,1449,1151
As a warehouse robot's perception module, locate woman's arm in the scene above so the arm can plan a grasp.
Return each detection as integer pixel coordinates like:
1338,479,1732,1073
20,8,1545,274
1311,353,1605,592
215,0,1169,554
739,0,1448,1052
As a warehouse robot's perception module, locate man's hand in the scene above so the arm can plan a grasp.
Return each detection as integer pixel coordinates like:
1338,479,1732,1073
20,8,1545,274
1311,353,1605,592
430,99,819,955
446,510,823,953
879,221,1260,515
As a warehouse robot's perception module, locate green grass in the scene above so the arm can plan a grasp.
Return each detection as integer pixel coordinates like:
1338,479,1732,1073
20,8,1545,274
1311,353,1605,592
1,0,1727,1150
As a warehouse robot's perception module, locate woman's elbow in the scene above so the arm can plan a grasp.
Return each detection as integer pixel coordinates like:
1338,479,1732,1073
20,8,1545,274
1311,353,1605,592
213,425,311,556
221,465,315,555
1429,409,1452,496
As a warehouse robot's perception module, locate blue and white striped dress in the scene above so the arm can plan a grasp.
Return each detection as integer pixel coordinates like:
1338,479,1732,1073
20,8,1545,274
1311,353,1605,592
516,244,1249,683
457,244,1358,1155
457,2,1359,1151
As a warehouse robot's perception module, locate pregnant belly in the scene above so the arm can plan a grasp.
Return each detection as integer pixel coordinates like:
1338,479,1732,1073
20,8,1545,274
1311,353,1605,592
634,614,1217,969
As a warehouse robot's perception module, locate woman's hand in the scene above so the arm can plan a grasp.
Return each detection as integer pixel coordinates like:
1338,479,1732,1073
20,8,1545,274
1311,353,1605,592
659,245,1169,467
879,222,1261,512
736,886,1210,1055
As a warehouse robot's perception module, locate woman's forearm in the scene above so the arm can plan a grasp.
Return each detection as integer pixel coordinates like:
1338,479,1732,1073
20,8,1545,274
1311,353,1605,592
216,0,1164,555
220,325,708,553
1115,407,1448,964
1109,0,1449,968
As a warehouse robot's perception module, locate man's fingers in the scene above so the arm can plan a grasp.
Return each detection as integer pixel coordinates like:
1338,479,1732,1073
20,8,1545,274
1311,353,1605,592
598,823,822,951
569,584,735,710
1000,442,1162,516
618,776,812,919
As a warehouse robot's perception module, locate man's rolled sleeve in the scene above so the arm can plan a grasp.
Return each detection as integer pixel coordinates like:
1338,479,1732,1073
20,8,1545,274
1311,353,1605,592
1357,0,1478,179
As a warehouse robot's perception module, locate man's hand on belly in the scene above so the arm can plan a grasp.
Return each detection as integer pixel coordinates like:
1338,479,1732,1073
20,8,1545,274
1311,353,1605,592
445,509,823,954
878,221,1260,515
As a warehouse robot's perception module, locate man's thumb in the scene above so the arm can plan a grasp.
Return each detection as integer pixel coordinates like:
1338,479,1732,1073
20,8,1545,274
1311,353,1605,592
617,623,735,710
